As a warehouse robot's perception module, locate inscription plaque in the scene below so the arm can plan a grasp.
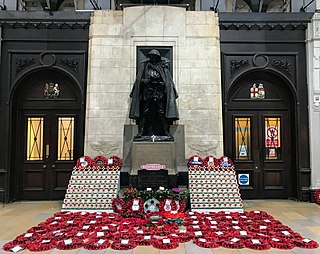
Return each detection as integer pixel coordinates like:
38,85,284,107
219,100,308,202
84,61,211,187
138,169,168,189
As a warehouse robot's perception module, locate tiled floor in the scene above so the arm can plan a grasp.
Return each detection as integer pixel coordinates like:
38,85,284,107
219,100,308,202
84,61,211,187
0,200,319,254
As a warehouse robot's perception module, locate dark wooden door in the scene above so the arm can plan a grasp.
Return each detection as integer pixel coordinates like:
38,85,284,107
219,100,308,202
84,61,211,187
226,110,292,199
19,109,78,200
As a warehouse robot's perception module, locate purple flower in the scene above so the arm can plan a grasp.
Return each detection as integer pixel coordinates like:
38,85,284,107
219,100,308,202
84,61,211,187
172,188,183,193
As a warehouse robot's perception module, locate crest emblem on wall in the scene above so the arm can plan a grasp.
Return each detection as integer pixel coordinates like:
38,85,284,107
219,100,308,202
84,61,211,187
250,83,265,99
44,82,60,98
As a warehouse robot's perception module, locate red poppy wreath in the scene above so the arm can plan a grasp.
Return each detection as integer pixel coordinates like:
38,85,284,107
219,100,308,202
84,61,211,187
92,155,108,168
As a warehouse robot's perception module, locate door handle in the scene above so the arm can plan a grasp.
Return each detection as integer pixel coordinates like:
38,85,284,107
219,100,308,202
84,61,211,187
43,165,47,169
45,144,50,159
52,164,56,168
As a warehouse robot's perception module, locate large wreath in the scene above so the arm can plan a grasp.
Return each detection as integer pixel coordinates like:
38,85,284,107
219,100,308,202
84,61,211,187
112,198,126,214
188,155,204,168
92,156,108,168
107,156,122,169
125,198,144,216
76,156,93,169
203,156,219,168
158,199,178,213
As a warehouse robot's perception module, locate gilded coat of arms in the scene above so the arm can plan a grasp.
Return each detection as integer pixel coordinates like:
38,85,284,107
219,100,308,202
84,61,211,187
44,82,60,98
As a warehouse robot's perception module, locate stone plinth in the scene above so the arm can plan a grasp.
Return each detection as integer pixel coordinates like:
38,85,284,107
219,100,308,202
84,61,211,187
131,142,176,175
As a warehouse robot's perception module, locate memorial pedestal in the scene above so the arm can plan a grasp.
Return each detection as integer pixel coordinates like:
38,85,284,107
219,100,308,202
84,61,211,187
130,141,177,176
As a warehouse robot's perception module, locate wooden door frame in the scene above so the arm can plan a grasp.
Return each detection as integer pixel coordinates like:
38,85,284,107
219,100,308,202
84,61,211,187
223,70,297,199
9,68,85,201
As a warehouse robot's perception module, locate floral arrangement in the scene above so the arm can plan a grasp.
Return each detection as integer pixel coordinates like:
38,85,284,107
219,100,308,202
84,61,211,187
170,188,189,201
123,186,139,200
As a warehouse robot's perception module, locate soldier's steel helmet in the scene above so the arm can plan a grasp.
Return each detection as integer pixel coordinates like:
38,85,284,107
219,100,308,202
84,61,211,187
147,49,161,57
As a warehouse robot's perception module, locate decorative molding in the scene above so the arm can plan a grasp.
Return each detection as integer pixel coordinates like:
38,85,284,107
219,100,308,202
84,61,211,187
314,20,320,38
59,58,79,73
220,22,308,31
15,57,35,74
230,59,248,75
272,59,291,74
187,143,218,157
90,142,121,157
0,21,89,30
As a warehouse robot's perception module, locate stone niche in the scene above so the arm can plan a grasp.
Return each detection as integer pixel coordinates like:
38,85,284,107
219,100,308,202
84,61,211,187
84,6,223,167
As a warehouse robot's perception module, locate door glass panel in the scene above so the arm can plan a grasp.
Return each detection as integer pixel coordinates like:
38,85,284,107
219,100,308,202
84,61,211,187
26,117,44,161
57,117,75,160
265,117,281,160
235,117,251,160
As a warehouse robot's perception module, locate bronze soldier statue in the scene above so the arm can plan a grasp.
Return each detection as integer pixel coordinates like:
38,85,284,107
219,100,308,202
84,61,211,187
129,49,179,141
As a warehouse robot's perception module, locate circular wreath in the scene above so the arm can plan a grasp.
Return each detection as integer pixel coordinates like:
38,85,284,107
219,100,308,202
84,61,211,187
314,189,320,205
56,238,83,250
268,237,295,249
151,237,179,250
107,156,122,168
112,198,126,214
218,156,233,166
294,238,319,249
124,198,144,216
111,239,136,250
244,238,271,250
187,155,204,168
2,241,26,252
134,235,154,246
194,238,220,248
203,156,219,168
83,238,110,250
76,156,93,169
92,156,108,168
27,239,57,252
158,199,178,213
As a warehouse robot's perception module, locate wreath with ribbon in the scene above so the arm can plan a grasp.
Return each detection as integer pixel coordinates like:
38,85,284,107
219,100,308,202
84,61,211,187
187,155,204,169
112,198,126,214
76,156,93,169
56,238,83,250
203,156,219,168
294,238,319,249
219,156,233,167
107,156,122,169
92,156,108,168
151,237,179,250
244,238,271,250
158,199,178,213
194,238,221,248
314,189,320,205
27,239,57,252
111,239,136,250
268,237,295,249
123,198,144,218
83,238,110,250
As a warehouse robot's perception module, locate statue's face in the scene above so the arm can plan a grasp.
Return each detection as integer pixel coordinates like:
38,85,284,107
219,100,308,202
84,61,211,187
149,54,160,64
